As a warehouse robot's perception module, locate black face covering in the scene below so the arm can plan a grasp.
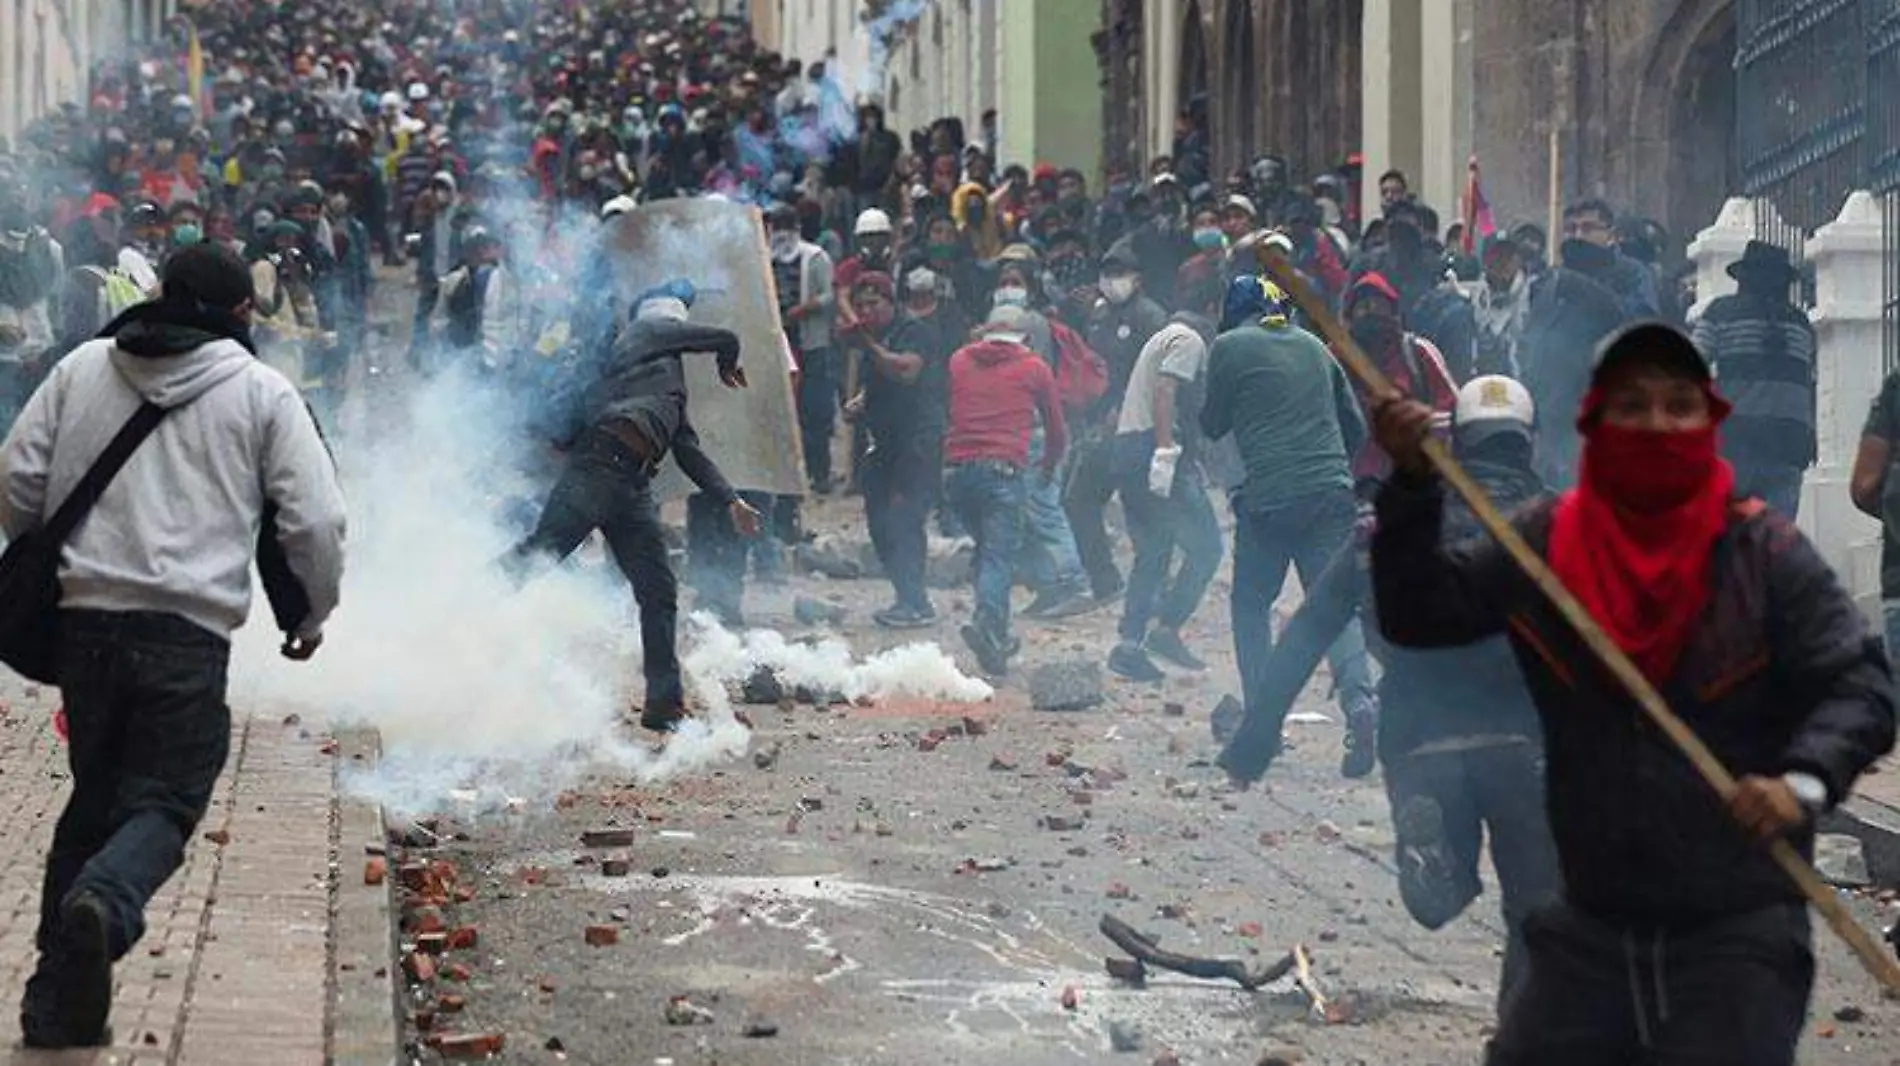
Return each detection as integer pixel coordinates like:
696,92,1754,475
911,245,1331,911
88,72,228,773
1350,315,1402,352
1560,236,1616,274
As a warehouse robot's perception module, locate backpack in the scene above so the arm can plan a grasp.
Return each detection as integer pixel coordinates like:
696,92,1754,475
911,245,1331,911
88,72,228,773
1048,318,1107,413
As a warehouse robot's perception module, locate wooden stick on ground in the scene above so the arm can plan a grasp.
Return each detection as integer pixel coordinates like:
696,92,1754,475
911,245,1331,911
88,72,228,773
1257,251,1900,996
1099,914,1295,991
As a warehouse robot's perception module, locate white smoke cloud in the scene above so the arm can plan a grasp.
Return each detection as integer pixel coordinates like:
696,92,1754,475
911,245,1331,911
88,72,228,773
860,0,937,101
226,365,991,818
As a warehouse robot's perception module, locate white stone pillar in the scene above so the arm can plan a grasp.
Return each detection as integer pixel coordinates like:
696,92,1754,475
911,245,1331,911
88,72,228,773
1685,196,1789,321
1361,0,1424,224
1802,190,1886,609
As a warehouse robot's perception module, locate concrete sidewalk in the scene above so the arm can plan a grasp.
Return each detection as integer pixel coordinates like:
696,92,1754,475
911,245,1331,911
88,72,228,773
0,683,397,1066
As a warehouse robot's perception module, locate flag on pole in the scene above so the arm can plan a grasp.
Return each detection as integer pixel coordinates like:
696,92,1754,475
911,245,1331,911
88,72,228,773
1463,156,1496,255
185,23,208,120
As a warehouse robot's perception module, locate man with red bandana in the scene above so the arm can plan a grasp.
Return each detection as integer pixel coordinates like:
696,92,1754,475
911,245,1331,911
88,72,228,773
1368,322,1895,1066
1342,272,1458,490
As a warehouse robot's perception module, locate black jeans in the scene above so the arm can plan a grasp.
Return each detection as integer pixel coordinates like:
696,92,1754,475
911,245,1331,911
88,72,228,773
863,436,941,611
1383,741,1561,1011
1487,902,1812,1066
508,443,683,708
1230,490,1375,727
797,347,838,488
37,611,231,966
1111,432,1223,644
1062,431,1124,598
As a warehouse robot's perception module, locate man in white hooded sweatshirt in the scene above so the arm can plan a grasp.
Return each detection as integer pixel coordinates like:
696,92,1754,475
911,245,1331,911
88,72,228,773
0,242,346,1049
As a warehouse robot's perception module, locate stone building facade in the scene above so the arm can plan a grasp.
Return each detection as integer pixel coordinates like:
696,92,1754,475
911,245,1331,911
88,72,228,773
1116,0,1739,251
1,0,175,146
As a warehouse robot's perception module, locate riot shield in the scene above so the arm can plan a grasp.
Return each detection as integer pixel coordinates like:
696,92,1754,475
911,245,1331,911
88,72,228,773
602,198,806,500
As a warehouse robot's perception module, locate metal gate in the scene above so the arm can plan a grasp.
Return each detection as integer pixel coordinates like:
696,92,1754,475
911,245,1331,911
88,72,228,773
1737,0,1900,363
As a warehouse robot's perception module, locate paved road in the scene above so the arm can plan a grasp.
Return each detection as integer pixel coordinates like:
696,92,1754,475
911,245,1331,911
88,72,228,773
381,495,1900,1066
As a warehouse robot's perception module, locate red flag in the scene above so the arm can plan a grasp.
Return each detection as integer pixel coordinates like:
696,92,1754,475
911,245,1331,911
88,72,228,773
1463,156,1496,255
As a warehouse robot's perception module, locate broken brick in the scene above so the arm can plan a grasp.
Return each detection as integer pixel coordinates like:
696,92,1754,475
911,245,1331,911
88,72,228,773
916,734,943,753
584,925,619,947
445,927,478,951
988,755,1017,772
600,858,632,877
1237,921,1262,939
1105,956,1147,985
1314,821,1342,843
1041,814,1085,832
437,993,466,1014
397,861,431,891
1106,882,1134,900
436,1033,505,1060
1060,985,1080,1011
444,963,473,982
413,1009,436,1032
415,932,449,955
364,858,387,886
403,952,436,983
410,908,447,935
580,828,637,848
537,976,558,994
961,715,989,736
201,829,231,846
1045,750,1070,766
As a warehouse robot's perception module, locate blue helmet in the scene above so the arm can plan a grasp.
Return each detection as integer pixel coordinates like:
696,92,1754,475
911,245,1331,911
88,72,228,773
637,278,697,309
1219,274,1290,331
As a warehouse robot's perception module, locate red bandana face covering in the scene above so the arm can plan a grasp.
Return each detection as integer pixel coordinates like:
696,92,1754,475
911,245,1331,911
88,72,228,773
1547,392,1735,686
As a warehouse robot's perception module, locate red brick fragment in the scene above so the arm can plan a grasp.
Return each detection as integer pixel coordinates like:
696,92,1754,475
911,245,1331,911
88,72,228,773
436,1032,505,1060
415,932,449,955
600,857,632,877
403,952,436,983
446,926,479,951
916,734,942,753
413,1009,436,1032
454,886,476,903
580,827,637,848
397,861,431,891
584,925,619,946
536,975,558,993
962,715,989,736
318,740,339,755
1060,985,1080,1011
1237,921,1262,939
444,962,473,982
364,858,387,886
437,993,466,1014
411,908,447,935
201,828,231,846
1106,882,1134,900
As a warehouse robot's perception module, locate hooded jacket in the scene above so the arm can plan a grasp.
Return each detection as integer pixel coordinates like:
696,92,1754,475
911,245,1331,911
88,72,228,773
944,337,1067,471
0,303,346,640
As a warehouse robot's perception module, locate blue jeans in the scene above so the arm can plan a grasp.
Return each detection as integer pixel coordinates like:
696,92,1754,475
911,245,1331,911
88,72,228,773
1014,427,1086,593
1885,601,1900,656
1112,432,1223,643
39,611,231,965
945,462,1028,638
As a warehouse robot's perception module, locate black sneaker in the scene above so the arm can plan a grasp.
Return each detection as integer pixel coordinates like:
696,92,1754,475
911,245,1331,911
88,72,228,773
960,624,1009,677
874,604,937,629
55,892,112,1048
1340,706,1378,780
1108,642,1166,683
1145,630,1207,671
639,702,688,734
1394,795,1479,929
1022,585,1079,619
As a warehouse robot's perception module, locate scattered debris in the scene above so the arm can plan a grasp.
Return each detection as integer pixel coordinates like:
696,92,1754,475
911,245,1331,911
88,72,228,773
437,994,466,1014
962,715,990,736
988,754,1018,772
1060,985,1080,1011
957,857,1011,874
798,796,825,812
917,733,944,753
742,1020,780,1038
795,538,864,580
435,1033,505,1060
1209,695,1243,744
753,743,781,771
1028,660,1106,712
664,996,716,1026
1237,921,1262,939
1161,702,1185,718
544,1036,566,1053
1153,1053,1182,1066
1108,1019,1143,1052
202,829,231,846
1836,1005,1867,1023
584,925,620,947
364,858,387,886
580,828,637,849
1104,956,1147,986
1041,813,1085,832
1815,834,1872,888
1312,821,1341,844
1106,882,1134,900
1099,914,1295,990
600,858,632,878
741,665,785,704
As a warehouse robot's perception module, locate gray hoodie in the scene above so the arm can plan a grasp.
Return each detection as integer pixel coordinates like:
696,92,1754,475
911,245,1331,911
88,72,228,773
0,331,346,639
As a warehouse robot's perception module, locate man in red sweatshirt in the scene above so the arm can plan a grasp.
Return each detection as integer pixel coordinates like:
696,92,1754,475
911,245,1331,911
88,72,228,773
945,304,1068,676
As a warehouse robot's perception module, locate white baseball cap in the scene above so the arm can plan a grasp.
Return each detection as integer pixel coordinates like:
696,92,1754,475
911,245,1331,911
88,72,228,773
854,208,893,236
1455,375,1535,434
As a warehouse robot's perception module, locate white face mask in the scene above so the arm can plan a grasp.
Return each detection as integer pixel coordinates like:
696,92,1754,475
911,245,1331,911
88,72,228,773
1100,275,1137,305
769,231,798,261
992,284,1028,309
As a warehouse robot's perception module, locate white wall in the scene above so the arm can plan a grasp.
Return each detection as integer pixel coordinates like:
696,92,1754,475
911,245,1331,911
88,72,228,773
776,0,873,102
1,0,172,148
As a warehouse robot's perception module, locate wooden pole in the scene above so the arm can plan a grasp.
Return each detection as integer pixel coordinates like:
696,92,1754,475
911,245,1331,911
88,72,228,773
1546,126,1561,267
1258,250,1900,996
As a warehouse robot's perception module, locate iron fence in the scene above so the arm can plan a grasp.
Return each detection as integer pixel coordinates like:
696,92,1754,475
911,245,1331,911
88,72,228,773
1737,0,1900,363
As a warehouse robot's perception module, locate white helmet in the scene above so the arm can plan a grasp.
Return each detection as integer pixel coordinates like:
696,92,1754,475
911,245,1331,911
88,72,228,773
406,81,431,102
854,208,893,236
600,195,637,219
1454,375,1535,449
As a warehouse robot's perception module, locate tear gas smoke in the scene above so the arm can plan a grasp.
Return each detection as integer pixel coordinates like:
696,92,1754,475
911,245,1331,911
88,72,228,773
861,0,937,100
228,369,990,819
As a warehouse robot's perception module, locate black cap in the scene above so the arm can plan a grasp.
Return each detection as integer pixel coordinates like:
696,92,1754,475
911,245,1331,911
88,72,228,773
1590,320,1710,389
